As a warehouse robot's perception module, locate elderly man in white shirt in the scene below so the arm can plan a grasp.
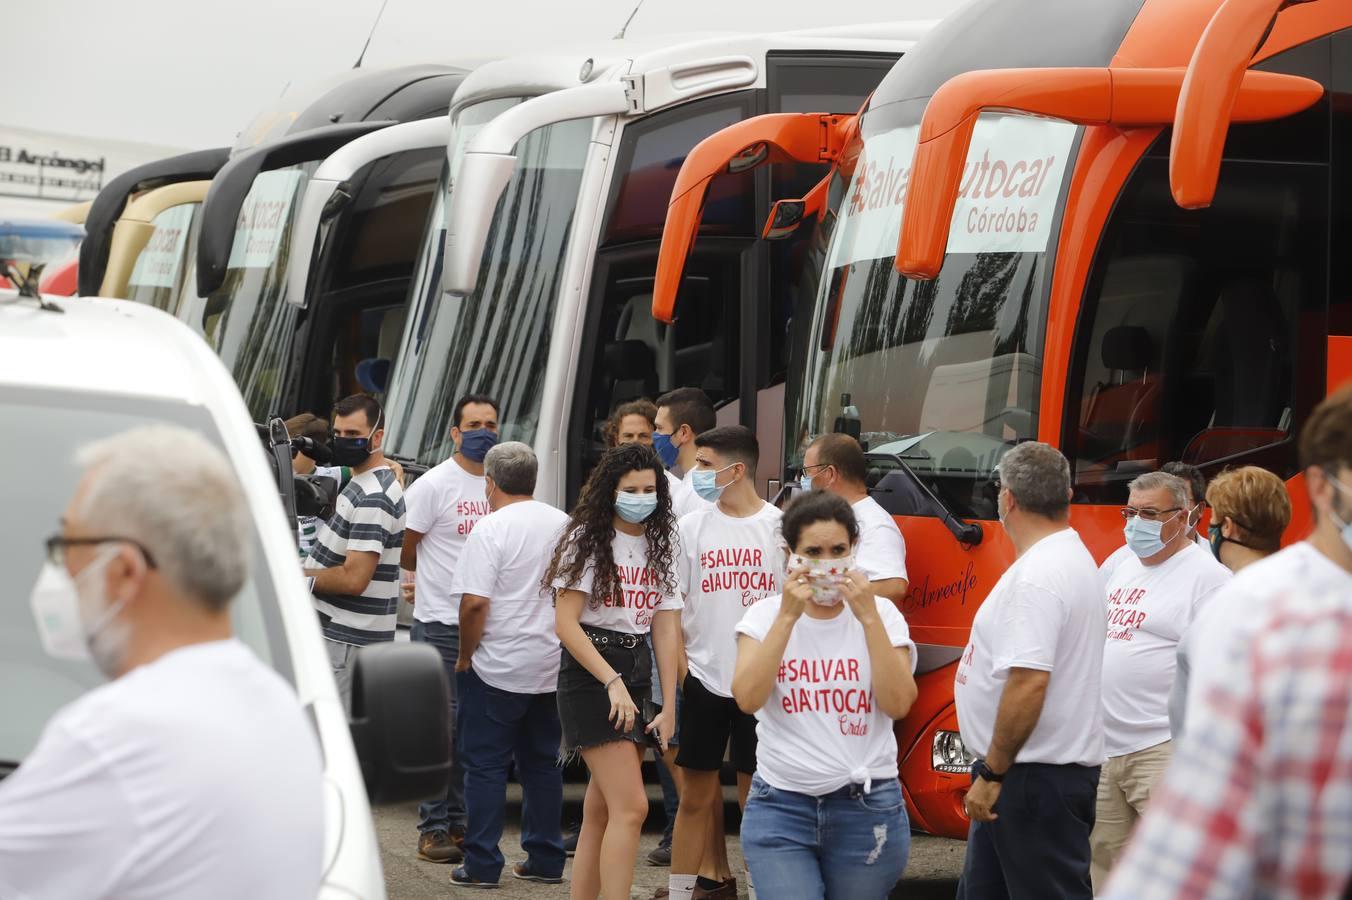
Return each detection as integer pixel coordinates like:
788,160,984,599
0,425,323,900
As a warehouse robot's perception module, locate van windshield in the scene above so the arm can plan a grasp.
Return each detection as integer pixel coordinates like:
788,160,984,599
789,112,1078,520
1,389,285,768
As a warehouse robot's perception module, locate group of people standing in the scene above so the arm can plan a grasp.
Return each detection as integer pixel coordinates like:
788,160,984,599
293,380,1352,899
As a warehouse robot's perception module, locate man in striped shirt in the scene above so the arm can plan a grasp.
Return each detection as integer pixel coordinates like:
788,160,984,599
304,394,406,704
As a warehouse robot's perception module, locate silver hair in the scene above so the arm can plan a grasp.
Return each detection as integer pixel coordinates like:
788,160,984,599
75,425,252,612
485,441,537,496
998,441,1071,518
1128,471,1188,509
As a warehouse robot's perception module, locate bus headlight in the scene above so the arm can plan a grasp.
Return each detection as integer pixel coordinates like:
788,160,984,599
932,730,975,773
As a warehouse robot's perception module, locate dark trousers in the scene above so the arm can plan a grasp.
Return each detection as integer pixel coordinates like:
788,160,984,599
957,763,1099,900
456,668,565,882
411,620,467,832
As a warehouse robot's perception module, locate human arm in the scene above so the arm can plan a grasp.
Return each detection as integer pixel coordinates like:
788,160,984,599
964,667,1050,822
308,550,379,596
648,609,682,750
731,568,809,714
840,570,917,719
868,577,909,605
554,588,639,733
456,593,490,672
400,529,424,572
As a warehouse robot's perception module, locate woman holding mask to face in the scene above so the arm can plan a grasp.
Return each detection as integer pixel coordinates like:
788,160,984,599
732,491,918,899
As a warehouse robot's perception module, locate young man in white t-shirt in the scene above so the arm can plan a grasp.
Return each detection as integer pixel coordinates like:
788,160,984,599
668,425,784,900
800,433,908,603
447,442,570,888
398,394,498,864
1092,471,1231,891
954,442,1105,900
654,387,718,519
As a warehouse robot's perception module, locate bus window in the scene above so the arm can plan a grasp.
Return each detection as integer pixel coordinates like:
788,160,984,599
1065,131,1329,502
125,203,200,314
1330,29,1352,337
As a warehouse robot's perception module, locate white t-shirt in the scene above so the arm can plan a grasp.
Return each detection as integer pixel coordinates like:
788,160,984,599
1184,542,1349,718
405,456,489,624
677,502,785,698
451,500,570,695
852,496,908,583
672,467,714,519
737,595,917,795
0,640,323,900
1101,542,1230,756
554,530,683,634
1100,533,1208,582
955,528,1107,767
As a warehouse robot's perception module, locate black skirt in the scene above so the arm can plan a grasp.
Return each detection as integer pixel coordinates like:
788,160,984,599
557,626,653,753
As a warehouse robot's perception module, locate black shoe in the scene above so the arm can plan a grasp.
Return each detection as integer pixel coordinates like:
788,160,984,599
449,866,497,889
646,836,672,866
511,861,565,884
563,830,579,857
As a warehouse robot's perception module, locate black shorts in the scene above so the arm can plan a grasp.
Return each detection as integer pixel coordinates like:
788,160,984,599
675,672,757,774
556,628,652,753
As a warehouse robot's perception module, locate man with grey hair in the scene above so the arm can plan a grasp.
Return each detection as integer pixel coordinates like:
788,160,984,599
0,425,323,899
1091,469,1230,889
446,442,570,887
955,442,1105,900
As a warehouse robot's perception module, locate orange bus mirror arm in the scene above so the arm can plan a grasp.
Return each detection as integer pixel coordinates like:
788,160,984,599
650,112,853,324
763,170,833,240
896,66,1322,279
1169,0,1310,209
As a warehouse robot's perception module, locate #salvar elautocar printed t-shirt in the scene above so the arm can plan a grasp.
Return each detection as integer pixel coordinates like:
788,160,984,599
737,595,917,795
554,530,683,635
677,502,785,698
403,456,489,624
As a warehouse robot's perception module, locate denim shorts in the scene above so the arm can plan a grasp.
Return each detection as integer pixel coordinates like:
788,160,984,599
557,627,652,753
647,633,680,747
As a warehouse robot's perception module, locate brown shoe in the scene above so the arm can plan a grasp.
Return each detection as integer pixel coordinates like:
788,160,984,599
692,877,737,899
651,890,669,900
417,829,463,863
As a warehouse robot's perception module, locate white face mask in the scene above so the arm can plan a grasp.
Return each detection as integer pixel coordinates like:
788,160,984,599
29,546,133,677
788,553,856,606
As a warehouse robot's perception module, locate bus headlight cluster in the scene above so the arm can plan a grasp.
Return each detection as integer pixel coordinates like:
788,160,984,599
932,730,975,774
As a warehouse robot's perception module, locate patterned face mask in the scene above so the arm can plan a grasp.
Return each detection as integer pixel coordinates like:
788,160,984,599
788,553,855,606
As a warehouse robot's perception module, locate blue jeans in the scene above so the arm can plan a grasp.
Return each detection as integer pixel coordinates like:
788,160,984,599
411,621,466,832
648,634,679,839
741,774,909,900
456,668,565,882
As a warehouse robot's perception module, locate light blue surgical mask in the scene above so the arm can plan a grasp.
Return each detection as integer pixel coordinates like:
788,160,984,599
799,474,814,493
1324,471,1352,553
1124,513,1178,559
692,464,735,502
615,491,659,524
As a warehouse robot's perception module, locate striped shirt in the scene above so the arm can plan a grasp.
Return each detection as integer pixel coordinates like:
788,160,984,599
305,466,406,645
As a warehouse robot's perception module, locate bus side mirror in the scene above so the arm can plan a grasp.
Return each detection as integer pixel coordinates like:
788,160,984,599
763,200,805,240
348,642,451,805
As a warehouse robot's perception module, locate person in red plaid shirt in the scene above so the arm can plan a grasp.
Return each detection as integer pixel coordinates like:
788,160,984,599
1101,579,1352,899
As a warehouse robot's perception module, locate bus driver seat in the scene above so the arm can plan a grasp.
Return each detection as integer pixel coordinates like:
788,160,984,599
1081,325,1160,462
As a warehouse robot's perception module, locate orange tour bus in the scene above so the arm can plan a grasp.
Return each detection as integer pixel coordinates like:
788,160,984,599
650,0,1352,838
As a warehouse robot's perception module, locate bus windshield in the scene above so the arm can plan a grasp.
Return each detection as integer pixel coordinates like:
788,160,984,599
199,162,317,419
789,112,1078,520
385,105,591,465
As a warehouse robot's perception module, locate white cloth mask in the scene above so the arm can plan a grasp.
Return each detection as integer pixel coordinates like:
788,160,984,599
789,553,856,606
29,547,132,676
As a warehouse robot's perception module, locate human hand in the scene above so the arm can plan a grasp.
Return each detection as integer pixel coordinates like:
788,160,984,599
607,678,638,734
454,656,472,674
400,581,415,604
781,566,812,621
646,707,675,753
964,776,1001,822
840,569,878,623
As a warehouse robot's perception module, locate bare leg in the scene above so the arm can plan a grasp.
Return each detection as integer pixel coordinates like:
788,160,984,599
672,768,720,880
569,777,607,900
710,788,731,880
579,742,649,900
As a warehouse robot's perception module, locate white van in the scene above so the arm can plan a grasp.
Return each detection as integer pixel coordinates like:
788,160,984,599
0,292,449,899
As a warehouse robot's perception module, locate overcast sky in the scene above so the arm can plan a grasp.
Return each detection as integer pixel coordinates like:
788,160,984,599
4,0,961,149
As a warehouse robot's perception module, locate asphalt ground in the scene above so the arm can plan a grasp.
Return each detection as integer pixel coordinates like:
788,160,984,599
375,784,965,899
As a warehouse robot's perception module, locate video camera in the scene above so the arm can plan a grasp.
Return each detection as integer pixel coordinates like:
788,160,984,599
256,418,340,543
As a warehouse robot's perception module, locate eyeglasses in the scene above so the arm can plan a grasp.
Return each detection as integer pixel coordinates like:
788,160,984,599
1119,507,1183,522
801,463,831,475
45,535,157,569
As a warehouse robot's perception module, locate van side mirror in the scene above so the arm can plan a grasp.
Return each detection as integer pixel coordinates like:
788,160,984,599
348,642,451,805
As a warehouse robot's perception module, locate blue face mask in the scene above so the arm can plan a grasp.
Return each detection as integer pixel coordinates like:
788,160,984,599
799,474,814,493
459,428,498,463
652,432,679,469
1124,513,1177,559
615,491,659,524
692,464,735,502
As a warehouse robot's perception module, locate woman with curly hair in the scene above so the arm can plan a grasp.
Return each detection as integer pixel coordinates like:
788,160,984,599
546,443,682,900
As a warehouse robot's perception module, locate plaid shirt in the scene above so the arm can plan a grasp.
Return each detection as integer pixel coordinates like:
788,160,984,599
1102,583,1352,900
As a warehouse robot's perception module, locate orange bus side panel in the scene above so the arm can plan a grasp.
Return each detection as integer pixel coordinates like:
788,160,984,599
1328,336,1352,394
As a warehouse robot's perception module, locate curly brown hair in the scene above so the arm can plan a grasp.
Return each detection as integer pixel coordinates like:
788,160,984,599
602,399,658,448
544,443,679,603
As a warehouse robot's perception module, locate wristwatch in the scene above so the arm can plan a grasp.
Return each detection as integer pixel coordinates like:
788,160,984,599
973,759,1006,783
